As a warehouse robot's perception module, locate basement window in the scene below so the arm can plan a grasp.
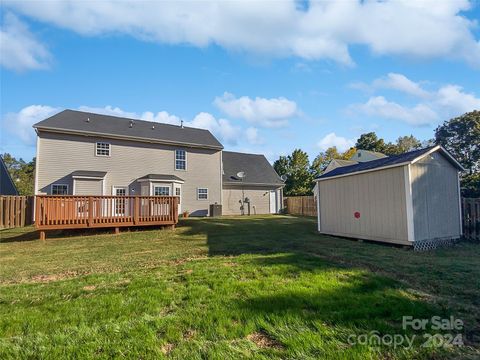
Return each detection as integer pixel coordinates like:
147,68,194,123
51,184,68,195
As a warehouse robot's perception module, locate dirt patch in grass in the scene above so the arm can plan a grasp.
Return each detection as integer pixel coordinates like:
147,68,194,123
247,331,284,350
183,329,196,340
167,256,209,266
28,271,90,284
222,262,237,267
82,285,96,291
161,343,175,355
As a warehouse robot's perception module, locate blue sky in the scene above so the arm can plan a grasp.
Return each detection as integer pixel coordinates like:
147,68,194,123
1,1,479,163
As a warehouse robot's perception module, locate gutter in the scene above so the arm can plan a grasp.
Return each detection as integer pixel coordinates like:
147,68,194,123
223,181,285,187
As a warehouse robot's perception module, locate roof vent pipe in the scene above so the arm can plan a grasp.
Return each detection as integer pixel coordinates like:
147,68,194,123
129,120,134,128
180,120,184,129
86,117,90,123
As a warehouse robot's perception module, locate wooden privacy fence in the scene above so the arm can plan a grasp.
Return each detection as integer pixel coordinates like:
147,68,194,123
35,195,179,239
285,196,317,217
0,196,34,229
462,198,480,240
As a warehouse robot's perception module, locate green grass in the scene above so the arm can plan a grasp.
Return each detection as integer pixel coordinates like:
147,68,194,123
0,216,479,359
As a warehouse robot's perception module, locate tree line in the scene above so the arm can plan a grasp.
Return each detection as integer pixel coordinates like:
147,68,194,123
1,154,35,196
274,111,480,198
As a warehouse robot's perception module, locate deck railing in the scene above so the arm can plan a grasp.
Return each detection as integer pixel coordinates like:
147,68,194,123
35,195,178,231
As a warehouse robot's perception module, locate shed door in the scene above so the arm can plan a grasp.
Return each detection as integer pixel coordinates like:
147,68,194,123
74,179,102,195
269,191,276,214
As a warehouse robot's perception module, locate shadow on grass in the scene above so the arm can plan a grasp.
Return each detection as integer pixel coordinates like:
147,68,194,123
0,227,102,243
180,216,480,349
0,225,174,244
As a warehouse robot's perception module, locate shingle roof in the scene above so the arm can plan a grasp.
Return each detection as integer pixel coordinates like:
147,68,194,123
137,174,184,182
333,159,358,166
222,151,284,186
71,170,107,178
34,109,223,150
318,146,436,180
0,156,18,195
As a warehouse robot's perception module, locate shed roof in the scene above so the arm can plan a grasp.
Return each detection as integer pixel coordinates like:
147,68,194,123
222,151,284,186
317,146,463,180
34,109,223,150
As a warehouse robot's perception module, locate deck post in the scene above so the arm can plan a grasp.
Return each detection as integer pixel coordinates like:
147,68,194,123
88,196,93,227
114,227,120,235
39,231,46,242
134,196,139,225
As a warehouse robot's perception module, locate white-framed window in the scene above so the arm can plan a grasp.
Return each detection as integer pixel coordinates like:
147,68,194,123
197,188,208,200
51,184,68,195
154,186,170,196
96,142,111,157
175,187,181,204
175,149,186,170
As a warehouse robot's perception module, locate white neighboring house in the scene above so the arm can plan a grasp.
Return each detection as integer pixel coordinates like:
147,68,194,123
313,149,386,200
315,146,464,250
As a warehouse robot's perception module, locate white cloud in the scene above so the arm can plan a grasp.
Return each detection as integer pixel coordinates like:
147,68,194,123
3,105,59,144
3,105,264,148
245,127,263,145
372,73,430,99
77,105,139,120
435,85,480,115
350,74,480,126
0,13,51,71
78,105,182,125
188,112,239,145
353,96,438,126
317,132,354,152
4,0,479,67
214,92,298,128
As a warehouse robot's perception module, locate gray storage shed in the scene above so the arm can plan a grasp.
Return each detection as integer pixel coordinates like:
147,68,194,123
315,146,464,250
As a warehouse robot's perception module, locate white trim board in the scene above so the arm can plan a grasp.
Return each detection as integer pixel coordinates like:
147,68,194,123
404,165,415,242
410,145,465,171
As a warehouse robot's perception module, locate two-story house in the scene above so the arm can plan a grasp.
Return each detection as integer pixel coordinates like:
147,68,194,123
34,110,284,216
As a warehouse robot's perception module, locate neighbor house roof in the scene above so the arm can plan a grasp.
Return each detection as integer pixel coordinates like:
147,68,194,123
222,151,284,186
71,170,107,178
317,145,464,181
137,174,184,182
323,159,358,174
353,149,387,162
0,156,18,195
34,109,223,150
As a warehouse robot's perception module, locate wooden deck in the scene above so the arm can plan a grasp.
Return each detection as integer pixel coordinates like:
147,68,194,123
35,195,178,239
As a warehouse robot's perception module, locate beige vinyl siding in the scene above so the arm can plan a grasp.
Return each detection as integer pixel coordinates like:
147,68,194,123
36,131,222,216
222,186,281,215
318,166,409,245
74,179,103,195
411,152,461,241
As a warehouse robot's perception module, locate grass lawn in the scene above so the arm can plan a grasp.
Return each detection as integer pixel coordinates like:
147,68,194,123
0,215,479,359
